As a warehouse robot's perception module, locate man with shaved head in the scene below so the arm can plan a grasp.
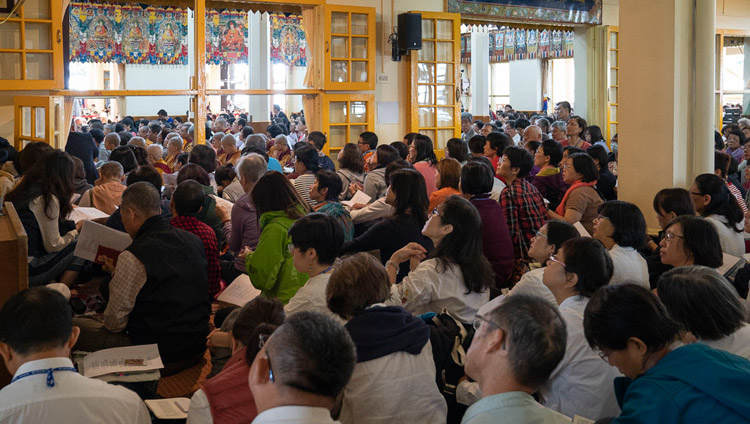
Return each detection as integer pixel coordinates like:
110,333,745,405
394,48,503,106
522,125,543,147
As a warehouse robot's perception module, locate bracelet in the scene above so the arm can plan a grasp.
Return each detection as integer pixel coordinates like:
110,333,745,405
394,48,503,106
385,260,398,270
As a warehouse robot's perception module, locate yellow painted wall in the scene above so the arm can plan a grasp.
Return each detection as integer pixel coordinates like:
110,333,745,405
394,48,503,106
716,0,750,30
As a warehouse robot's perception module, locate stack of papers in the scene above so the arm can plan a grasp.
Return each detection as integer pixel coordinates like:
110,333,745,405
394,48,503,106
81,344,164,378
145,398,191,420
217,274,261,306
68,207,109,222
342,190,372,208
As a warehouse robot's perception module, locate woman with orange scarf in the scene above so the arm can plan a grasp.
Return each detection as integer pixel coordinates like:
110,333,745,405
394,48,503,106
548,153,603,235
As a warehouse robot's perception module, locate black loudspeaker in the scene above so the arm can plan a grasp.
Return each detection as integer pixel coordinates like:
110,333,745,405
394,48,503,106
398,13,422,51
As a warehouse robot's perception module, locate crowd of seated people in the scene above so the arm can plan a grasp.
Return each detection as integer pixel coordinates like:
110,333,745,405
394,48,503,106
2,105,750,424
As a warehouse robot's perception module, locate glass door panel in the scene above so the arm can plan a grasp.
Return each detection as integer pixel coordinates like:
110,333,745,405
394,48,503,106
325,6,375,90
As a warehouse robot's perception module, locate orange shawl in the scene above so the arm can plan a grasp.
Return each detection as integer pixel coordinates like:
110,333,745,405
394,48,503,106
555,180,597,216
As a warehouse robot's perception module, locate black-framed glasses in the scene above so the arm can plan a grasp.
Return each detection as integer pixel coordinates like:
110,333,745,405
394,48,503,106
689,191,705,196
594,347,612,364
430,206,442,219
595,214,610,222
267,353,275,382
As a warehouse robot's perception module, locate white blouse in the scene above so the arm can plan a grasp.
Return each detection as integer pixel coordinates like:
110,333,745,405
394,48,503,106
386,258,488,324
705,214,745,257
284,273,342,323
507,267,557,306
701,323,750,359
608,244,649,288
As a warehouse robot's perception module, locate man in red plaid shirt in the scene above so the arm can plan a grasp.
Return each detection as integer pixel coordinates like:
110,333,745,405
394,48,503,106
170,180,222,298
497,146,548,261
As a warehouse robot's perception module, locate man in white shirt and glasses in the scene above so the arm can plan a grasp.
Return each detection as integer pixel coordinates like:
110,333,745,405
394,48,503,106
249,311,356,424
0,287,149,423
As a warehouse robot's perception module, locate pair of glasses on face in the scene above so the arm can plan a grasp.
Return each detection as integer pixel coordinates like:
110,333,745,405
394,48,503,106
594,347,612,364
547,254,568,270
430,207,443,219
663,231,684,242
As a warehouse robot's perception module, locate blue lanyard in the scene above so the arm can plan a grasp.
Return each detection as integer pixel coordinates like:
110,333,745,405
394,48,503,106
11,367,77,387
316,265,334,276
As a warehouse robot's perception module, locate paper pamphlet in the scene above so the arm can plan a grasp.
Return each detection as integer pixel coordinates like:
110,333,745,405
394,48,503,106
718,253,744,277
82,344,164,378
217,274,261,306
145,398,190,419
162,173,178,186
212,194,235,213
71,193,82,204
342,190,372,208
573,221,590,238
68,206,110,223
74,220,132,264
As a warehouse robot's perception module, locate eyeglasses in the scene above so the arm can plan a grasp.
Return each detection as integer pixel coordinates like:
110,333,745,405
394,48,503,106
287,244,296,253
473,314,502,332
595,214,610,222
689,191,705,196
547,254,568,270
430,207,442,219
534,230,548,239
663,231,685,241
594,347,612,364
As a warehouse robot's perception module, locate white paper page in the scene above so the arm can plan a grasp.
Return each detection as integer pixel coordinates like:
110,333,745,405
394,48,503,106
145,398,190,419
212,194,235,213
573,221,590,238
82,344,164,378
74,220,132,263
342,190,372,208
718,253,742,277
68,207,110,223
218,274,261,306
162,173,178,186
71,193,82,204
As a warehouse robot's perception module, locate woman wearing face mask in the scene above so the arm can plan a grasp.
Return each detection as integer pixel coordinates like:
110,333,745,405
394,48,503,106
583,284,750,423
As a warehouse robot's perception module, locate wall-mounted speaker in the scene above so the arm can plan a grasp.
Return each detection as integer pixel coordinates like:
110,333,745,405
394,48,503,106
397,13,422,51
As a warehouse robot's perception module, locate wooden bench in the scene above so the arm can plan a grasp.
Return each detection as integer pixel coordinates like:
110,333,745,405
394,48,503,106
0,202,28,388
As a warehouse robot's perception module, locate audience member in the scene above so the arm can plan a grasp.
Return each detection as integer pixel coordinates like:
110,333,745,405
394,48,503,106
105,165,169,233
446,137,469,165
218,135,241,167
308,131,336,171
309,170,354,241
248,311,356,424
269,135,293,168
550,120,567,144
409,134,439,196
327,253,447,424
484,132,511,171
385,196,493,323
70,156,93,204
586,125,610,153
691,173,745,256
177,163,225,246
64,131,99,184
215,163,244,202
362,144,399,201
541,237,620,419
549,153,603,235
348,159,406,226
646,188,696,288
336,143,365,201
109,145,138,175
587,144,617,200
358,131,379,172
658,215,723,270
78,161,125,214
0,288,150,423
583,284,750,423
593,201,649,287
429,158,462,211
565,116,590,149
246,171,310,303
291,143,321,208
390,140,409,161
468,135,487,158
532,139,568,210
461,295,569,424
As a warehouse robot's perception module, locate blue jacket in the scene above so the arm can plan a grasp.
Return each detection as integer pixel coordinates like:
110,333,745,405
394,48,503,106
613,343,750,423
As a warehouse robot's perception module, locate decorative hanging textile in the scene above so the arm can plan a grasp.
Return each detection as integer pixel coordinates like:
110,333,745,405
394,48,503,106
462,27,575,64
447,0,601,26
206,9,249,65
269,13,307,67
69,1,188,65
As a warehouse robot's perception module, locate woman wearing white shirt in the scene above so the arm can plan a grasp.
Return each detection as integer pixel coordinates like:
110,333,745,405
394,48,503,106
284,213,344,321
385,196,493,324
593,200,650,288
691,174,745,257
541,237,621,419
508,220,579,305
658,266,750,358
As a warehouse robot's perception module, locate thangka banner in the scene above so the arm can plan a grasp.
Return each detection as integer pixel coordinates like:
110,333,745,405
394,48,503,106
462,28,574,63
69,1,188,65
206,9,249,65
446,0,601,26
270,13,307,67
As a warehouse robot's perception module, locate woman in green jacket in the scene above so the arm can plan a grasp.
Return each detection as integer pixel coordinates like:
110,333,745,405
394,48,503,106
244,171,310,303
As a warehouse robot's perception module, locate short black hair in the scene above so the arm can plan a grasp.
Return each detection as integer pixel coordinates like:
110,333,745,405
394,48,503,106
664,215,723,268
267,124,284,138
563,146,585,157
359,131,378,150
468,135,487,154
384,159,413,186
126,165,163,191
597,201,647,249
173,180,205,216
586,145,609,172
411,134,438,165
315,169,343,201
294,143,320,172
215,163,237,184
89,128,105,144
560,238,613,297
265,311,356,398
176,152,189,166
503,146,534,178
375,144,399,167
658,266,745,340
584,284,680,353
515,118,531,130
109,146,138,174
460,157,494,195
652,188,695,217
0,287,72,355
390,141,409,160
539,139,564,167
241,126,254,139
189,144,218,174
569,153,599,182
158,109,168,116
545,220,579,253
556,101,571,112
288,213,344,265
486,132,511,156
148,123,162,135
308,131,327,151
445,138,468,163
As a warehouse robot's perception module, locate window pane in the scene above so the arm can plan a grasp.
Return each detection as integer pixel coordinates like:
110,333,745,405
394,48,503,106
419,107,435,128
437,42,453,62
609,50,617,68
349,125,366,145
22,107,31,137
25,22,51,50
421,130,436,145
422,19,434,40
329,101,348,123
609,33,617,49
609,124,617,138
608,87,618,103
0,53,21,79
26,53,52,80
352,37,367,59
350,101,367,123
419,41,434,61
0,22,21,49
418,85,435,105
23,0,51,19
418,63,435,83
609,68,617,85
436,85,453,105
331,60,349,82
331,36,349,58
351,61,367,82
436,63,453,84
332,12,348,34
437,107,454,126
35,107,45,139
436,20,453,40
330,126,347,148
609,106,617,123
437,129,453,150
351,13,368,35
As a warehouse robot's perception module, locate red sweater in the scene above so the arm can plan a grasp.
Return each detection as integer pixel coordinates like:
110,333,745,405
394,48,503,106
201,347,257,424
